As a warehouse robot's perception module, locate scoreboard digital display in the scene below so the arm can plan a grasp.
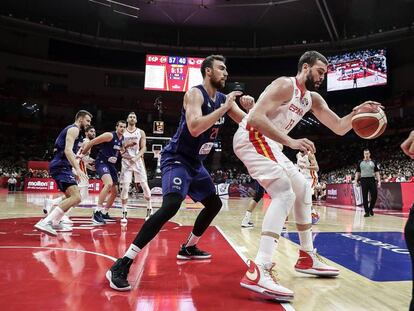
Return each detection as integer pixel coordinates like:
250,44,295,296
144,54,205,92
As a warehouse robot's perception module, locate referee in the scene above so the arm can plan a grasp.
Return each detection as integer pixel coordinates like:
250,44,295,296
355,149,381,217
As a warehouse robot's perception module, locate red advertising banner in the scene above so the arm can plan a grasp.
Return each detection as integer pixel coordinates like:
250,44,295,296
24,178,103,193
326,183,355,206
27,161,49,170
401,182,414,213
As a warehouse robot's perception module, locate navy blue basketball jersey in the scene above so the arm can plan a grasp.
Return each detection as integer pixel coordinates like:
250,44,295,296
50,124,84,169
96,132,124,163
163,85,226,163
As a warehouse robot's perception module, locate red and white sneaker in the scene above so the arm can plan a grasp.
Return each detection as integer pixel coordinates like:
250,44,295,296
294,249,339,277
240,260,294,302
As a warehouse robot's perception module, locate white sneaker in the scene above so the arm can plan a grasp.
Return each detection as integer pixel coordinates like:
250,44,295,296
121,211,128,225
52,222,73,232
240,260,294,301
42,199,53,214
241,221,254,228
294,249,339,277
34,220,57,236
61,214,74,225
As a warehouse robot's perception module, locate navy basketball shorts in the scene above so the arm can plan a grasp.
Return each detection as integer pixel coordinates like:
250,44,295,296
161,161,216,202
49,166,78,192
96,160,118,183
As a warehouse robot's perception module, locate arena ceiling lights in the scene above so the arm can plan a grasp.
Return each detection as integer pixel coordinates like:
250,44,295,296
89,0,140,18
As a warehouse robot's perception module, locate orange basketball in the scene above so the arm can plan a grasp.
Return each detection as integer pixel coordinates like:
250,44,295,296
351,104,387,139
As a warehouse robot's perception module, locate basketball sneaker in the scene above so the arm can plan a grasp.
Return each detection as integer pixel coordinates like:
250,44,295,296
92,211,106,225
61,214,74,225
120,211,128,225
34,220,57,236
311,210,320,225
177,244,212,260
241,221,254,228
106,257,133,291
52,222,73,232
42,198,53,214
101,212,116,223
240,260,294,301
294,249,339,277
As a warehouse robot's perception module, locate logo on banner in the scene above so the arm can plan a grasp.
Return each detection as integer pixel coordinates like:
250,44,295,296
327,188,337,199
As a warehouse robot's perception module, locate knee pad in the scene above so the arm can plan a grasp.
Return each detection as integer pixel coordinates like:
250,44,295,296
261,187,295,234
291,176,313,225
121,183,129,200
201,194,222,214
79,186,88,201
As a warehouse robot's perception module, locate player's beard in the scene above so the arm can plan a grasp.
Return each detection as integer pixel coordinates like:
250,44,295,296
305,71,318,91
211,75,225,90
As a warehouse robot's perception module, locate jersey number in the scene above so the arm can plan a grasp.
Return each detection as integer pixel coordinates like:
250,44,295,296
210,128,219,140
285,119,295,131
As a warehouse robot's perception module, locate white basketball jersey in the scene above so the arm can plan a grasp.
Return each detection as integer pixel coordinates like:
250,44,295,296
122,128,142,160
255,77,313,134
297,151,318,187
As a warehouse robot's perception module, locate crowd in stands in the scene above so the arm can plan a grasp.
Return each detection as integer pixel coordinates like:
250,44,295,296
210,168,252,185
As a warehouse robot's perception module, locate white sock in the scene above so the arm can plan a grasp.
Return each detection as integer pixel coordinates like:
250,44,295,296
122,203,127,213
185,232,200,247
124,244,141,260
255,235,278,265
298,228,314,252
147,199,152,211
51,196,64,206
44,207,64,225
243,211,252,223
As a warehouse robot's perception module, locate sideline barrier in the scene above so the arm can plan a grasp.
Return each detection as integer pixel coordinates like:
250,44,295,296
326,182,413,211
24,178,103,193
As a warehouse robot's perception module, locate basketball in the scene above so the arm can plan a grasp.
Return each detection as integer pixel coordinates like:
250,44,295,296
351,103,387,139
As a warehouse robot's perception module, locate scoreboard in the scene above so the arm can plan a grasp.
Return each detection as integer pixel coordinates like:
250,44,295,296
144,54,205,92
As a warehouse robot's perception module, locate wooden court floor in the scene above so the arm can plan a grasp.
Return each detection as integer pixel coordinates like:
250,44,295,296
0,190,410,311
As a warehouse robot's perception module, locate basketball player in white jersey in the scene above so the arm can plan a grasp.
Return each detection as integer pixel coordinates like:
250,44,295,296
119,112,152,224
75,125,96,202
296,150,320,224
233,50,383,301
43,125,96,225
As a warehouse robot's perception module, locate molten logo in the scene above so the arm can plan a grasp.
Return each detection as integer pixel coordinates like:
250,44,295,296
28,181,48,187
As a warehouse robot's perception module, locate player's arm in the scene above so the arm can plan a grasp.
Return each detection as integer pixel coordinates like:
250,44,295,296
135,130,147,160
311,92,383,136
227,95,255,124
65,127,87,180
184,88,241,137
401,130,414,159
355,161,361,184
374,161,381,187
82,132,112,155
308,153,319,172
247,77,315,153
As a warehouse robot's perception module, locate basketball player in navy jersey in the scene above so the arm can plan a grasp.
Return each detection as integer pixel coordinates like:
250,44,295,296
106,54,255,291
34,110,92,236
402,130,414,311
82,120,128,225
